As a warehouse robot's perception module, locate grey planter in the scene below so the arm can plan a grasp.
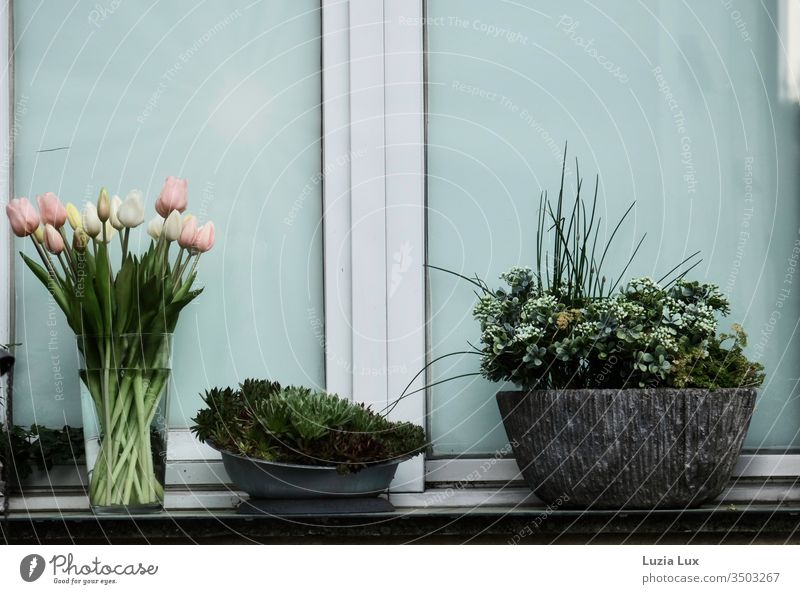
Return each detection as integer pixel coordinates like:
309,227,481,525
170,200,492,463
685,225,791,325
218,447,405,500
496,388,757,509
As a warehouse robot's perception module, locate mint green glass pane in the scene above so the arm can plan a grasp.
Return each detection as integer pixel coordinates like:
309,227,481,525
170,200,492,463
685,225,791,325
427,0,800,455
13,1,323,428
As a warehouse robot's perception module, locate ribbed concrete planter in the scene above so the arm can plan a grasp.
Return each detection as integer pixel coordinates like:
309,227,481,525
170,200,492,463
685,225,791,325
496,388,757,509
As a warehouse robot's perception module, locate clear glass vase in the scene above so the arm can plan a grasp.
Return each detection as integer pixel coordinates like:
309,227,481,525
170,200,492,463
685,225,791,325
77,333,171,514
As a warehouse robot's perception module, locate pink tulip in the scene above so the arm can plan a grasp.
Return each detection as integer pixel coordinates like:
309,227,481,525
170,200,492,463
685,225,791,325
178,215,198,249
37,192,67,228
43,224,64,254
191,221,215,253
5,197,40,237
155,176,188,217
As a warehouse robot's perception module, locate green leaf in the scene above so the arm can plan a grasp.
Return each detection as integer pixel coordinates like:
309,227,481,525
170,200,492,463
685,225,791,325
76,252,103,336
20,253,71,319
93,242,114,335
173,270,197,302
113,255,135,334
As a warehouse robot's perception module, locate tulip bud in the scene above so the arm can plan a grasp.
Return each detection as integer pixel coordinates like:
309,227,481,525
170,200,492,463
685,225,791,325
44,224,65,255
5,197,40,237
33,226,44,243
163,210,182,241
97,188,110,223
147,216,164,240
37,192,68,228
192,221,215,253
73,228,89,253
178,215,197,249
82,203,102,238
65,202,82,230
117,190,145,228
109,195,124,230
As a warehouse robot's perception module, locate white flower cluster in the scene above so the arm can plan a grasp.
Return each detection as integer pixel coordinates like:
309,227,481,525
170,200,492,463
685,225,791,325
574,320,598,335
647,325,679,353
520,294,558,322
662,297,717,336
514,324,544,342
473,295,503,324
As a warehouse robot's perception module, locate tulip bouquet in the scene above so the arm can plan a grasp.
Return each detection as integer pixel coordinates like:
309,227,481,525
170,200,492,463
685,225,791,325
6,177,215,511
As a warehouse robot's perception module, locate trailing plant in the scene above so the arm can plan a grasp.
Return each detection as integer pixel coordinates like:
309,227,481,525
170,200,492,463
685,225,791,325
191,379,427,472
1,425,84,482
672,325,765,390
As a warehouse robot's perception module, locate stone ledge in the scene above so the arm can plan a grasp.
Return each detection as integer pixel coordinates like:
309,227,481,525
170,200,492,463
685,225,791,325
4,504,800,544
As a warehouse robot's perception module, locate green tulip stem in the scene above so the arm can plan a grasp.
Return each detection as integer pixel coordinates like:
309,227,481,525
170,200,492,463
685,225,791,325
57,253,72,283
100,338,116,503
86,339,168,508
59,228,78,276
185,254,200,283
32,238,59,281
172,248,184,284
121,228,130,264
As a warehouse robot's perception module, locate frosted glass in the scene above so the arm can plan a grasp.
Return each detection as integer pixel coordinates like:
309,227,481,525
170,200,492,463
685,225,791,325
427,0,800,454
13,1,323,428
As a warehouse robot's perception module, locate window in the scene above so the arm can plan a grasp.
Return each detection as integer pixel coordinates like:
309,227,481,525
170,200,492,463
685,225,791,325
1,0,798,508
426,0,800,459
11,1,325,431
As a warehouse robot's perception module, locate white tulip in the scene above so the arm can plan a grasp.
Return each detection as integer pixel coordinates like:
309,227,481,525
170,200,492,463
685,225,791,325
147,215,164,240
82,203,102,238
109,195,124,230
163,210,181,241
117,190,145,228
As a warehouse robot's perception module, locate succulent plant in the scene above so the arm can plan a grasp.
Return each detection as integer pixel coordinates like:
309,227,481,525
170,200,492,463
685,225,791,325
192,379,427,472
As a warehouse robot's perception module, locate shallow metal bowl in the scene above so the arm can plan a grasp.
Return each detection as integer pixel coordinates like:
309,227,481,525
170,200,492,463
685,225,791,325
215,446,406,499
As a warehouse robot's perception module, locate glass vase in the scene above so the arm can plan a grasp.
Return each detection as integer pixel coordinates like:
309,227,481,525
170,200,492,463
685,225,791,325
77,333,171,514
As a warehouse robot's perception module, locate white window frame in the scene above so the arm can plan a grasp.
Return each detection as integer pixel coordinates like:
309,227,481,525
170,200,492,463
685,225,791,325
0,0,11,400
0,0,428,507
2,0,799,510
325,0,426,492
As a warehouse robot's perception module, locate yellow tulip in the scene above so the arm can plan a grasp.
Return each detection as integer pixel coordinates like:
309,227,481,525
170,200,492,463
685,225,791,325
65,202,82,230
